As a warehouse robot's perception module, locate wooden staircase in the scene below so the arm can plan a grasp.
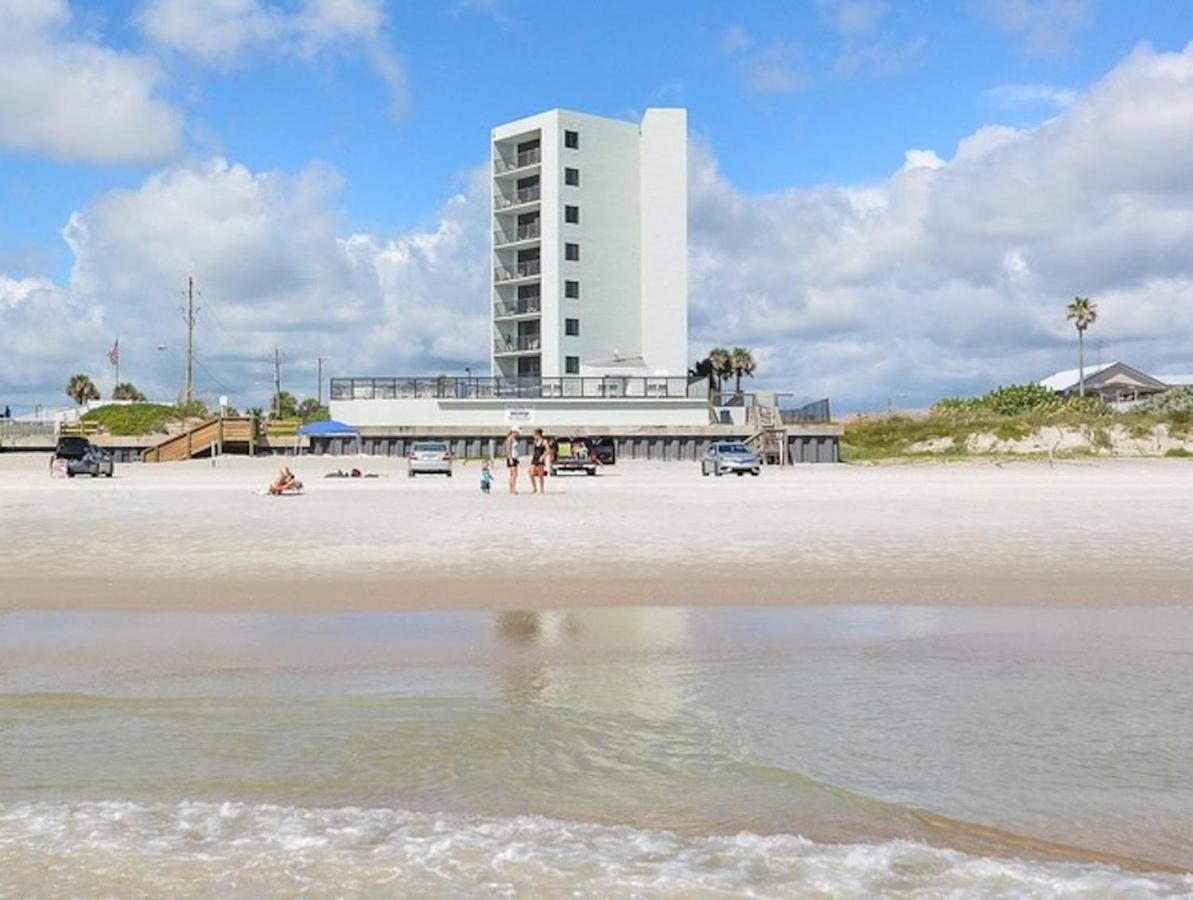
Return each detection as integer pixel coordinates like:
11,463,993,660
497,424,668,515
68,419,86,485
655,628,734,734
141,416,256,462
746,403,788,467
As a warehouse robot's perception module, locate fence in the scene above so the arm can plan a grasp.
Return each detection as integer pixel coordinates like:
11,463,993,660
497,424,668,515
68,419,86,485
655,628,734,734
330,376,704,402
780,398,832,424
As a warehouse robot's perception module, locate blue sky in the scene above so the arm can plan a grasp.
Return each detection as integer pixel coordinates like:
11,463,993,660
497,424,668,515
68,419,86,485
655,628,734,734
7,0,1192,275
2,0,1193,411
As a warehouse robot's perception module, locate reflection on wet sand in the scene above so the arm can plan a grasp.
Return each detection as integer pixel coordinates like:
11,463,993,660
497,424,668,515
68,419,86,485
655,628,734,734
1,607,1190,874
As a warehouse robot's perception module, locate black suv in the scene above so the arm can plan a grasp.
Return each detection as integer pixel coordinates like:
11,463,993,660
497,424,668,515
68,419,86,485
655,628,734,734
53,437,114,478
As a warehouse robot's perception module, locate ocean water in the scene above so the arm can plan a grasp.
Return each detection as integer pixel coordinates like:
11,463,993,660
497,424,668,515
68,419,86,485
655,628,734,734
1,606,1191,897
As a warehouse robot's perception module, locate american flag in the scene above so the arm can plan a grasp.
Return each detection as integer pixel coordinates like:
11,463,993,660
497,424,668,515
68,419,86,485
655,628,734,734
107,339,119,366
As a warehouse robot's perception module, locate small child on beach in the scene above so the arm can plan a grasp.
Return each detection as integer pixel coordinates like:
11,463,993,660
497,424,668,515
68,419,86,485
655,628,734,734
480,460,493,494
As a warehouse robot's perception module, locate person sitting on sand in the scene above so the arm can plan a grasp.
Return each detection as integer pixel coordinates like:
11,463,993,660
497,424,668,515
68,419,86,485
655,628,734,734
268,466,301,495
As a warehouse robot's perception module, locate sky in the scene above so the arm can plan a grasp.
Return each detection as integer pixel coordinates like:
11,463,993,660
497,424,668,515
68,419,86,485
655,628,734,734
2,0,1193,414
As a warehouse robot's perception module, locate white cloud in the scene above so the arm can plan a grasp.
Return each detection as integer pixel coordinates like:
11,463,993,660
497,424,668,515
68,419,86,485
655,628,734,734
0,0,182,164
816,0,888,36
719,24,750,55
719,27,808,95
835,35,926,77
0,157,488,409
7,42,1193,414
985,82,1078,110
688,41,1193,409
975,0,1093,58
138,0,406,112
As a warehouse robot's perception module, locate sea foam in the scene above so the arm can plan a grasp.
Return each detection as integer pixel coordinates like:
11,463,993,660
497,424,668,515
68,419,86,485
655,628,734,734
0,800,1189,898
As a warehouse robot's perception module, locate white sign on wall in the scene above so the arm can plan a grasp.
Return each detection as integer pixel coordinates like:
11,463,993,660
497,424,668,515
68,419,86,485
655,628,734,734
504,407,534,425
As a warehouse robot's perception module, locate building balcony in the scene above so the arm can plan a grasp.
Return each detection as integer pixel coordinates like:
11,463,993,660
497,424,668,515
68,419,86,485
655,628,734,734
493,298,541,320
493,147,541,175
494,186,541,211
494,260,541,283
493,336,542,355
493,221,541,247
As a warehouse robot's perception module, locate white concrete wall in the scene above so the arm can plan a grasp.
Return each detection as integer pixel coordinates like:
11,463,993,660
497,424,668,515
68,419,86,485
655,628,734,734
332,398,711,428
489,107,688,380
639,108,688,377
555,111,642,373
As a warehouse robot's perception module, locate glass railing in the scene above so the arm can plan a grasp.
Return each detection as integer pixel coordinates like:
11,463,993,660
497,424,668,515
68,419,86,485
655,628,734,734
493,336,542,353
493,147,541,174
494,186,541,209
493,221,541,246
331,376,706,401
494,259,541,281
494,299,542,318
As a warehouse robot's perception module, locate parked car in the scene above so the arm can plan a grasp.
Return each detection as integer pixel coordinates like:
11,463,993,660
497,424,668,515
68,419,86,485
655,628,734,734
701,441,760,477
407,440,453,477
550,436,599,476
53,437,114,478
588,437,616,466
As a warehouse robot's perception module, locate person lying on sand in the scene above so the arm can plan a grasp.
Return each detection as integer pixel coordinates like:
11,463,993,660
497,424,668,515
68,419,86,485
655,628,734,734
268,466,303,495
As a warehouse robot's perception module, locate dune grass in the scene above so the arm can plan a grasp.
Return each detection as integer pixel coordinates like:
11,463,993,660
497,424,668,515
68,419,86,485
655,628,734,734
81,403,186,436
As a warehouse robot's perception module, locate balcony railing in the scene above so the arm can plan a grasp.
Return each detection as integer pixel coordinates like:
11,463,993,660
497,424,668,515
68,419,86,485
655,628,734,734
494,186,541,210
493,336,542,354
494,147,541,174
494,259,541,282
494,221,541,246
331,376,706,402
494,298,542,318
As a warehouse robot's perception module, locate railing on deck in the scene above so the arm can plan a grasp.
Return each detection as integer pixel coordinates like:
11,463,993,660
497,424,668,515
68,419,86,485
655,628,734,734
780,398,832,424
330,376,706,402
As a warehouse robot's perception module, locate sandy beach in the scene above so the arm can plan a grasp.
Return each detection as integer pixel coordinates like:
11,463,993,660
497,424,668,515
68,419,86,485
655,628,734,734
2,454,1190,610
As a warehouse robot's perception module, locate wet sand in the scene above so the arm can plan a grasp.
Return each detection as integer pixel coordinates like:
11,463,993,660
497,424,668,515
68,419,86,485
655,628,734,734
1,454,1191,610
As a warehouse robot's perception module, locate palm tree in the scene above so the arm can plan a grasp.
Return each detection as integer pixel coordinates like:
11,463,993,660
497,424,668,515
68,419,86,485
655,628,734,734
707,347,732,392
112,382,146,401
1066,297,1098,397
730,347,757,394
65,373,99,406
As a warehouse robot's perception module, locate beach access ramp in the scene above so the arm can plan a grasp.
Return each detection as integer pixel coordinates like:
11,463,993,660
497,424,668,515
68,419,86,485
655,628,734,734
141,417,256,462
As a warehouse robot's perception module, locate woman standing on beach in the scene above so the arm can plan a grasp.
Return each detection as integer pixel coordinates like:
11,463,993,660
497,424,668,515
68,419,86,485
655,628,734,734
504,426,521,494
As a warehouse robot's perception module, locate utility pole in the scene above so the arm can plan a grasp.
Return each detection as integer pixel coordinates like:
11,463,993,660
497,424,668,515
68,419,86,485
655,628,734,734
273,346,284,417
317,356,326,406
181,277,199,406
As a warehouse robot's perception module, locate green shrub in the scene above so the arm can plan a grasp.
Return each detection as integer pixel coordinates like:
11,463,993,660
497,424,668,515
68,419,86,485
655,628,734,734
1140,386,1193,415
81,403,184,436
1165,447,1192,458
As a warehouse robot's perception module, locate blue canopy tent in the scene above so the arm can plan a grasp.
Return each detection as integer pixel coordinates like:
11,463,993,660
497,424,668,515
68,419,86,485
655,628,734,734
297,420,358,437
297,419,360,455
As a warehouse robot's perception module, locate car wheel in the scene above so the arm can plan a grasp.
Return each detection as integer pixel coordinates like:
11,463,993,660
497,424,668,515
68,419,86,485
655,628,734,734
408,470,415,478
104,471,114,478
92,472,99,478
736,470,744,477
67,471,75,478
446,471,453,478
751,470,760,477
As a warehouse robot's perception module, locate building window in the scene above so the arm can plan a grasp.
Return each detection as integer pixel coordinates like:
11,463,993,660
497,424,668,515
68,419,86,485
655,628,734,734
564,130,579,149
565,318,580,336
564,280,580,298
565,205,579,224
565,242,580,261
565,356,580,374
564,167,580,187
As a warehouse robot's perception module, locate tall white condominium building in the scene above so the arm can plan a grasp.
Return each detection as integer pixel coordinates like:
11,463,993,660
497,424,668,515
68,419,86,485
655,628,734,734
490,108,688,380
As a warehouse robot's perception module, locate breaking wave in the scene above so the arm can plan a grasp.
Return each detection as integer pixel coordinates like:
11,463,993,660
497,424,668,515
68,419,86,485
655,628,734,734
0,801,1189,898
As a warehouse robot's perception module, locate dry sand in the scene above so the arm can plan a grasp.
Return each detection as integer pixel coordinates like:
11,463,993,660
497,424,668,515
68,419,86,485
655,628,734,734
1,453,1190,610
